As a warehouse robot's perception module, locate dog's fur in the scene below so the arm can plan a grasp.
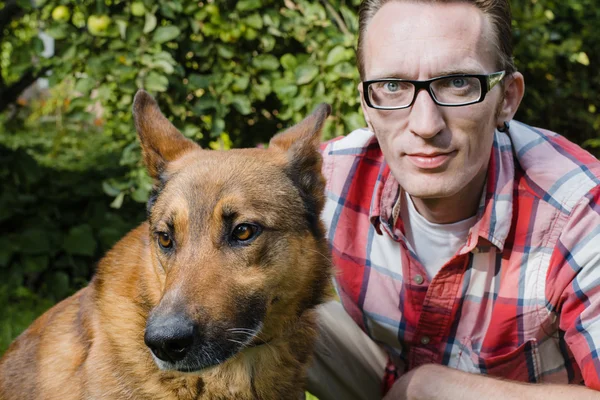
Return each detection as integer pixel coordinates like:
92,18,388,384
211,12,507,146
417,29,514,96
0,91,332,399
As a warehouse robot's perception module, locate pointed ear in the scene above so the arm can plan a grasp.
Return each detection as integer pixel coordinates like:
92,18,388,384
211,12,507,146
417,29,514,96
132,90,198,179
269,103,331,152
269,104,331,234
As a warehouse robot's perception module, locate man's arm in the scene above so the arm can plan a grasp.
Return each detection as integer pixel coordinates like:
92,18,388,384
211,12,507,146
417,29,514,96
386,186,600,400
385,363,600,400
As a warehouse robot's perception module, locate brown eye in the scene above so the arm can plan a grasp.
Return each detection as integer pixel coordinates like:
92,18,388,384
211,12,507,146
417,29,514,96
231,224,259,243
157,232,173,249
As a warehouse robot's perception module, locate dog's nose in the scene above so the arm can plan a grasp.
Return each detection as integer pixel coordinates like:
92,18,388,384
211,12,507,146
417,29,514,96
144,313,195,363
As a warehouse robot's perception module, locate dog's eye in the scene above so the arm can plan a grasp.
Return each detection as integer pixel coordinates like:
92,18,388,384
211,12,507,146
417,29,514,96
231,224,260,243
157,232,173,249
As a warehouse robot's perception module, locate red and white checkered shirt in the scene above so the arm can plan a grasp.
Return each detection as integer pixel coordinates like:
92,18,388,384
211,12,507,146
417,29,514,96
321,121,600,394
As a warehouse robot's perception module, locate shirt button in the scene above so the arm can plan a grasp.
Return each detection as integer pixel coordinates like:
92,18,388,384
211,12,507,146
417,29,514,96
413,274,424,285
420,336,430,345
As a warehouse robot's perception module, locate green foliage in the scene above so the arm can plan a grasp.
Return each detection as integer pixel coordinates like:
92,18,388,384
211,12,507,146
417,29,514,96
1,0,599,355
0,144,145,354
512,0,600,145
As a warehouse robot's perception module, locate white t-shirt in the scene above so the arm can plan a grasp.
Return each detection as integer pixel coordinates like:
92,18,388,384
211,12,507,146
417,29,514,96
401,191,477,279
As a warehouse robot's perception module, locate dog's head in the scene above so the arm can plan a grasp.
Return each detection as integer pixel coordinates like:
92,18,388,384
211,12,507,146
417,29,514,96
132,90,332,372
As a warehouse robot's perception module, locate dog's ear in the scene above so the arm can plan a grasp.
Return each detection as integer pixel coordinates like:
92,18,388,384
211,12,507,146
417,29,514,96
269,104,331,232
269,103,331,153
132,90,198,179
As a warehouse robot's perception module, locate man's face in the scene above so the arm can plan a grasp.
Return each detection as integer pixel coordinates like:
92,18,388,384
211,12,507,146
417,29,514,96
360,1,504,203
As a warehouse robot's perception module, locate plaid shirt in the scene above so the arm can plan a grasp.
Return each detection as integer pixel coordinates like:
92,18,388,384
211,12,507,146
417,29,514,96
321,121,600,393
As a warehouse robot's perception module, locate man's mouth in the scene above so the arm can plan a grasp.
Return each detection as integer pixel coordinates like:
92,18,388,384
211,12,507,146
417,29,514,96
405,151,456,169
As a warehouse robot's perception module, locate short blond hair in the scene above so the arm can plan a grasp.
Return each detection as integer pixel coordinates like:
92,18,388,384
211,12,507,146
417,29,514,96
357,0,516,80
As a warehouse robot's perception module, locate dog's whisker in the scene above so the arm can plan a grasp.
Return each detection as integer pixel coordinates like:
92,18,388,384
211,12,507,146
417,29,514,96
227,338,246,346
303,247,333,263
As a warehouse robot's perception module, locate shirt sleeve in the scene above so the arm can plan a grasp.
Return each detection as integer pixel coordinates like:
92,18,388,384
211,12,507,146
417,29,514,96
549,185,600,389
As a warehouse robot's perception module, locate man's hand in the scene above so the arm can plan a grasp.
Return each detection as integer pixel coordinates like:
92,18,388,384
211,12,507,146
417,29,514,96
383,364,600,400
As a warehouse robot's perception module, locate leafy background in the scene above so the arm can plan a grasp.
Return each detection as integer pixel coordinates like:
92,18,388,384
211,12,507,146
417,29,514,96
1,0,599,356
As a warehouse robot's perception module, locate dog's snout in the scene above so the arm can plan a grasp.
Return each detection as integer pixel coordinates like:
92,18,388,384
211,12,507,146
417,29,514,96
144,314,195,363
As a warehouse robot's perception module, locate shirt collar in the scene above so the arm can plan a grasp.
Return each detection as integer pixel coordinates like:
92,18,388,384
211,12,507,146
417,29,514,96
370,129,515,252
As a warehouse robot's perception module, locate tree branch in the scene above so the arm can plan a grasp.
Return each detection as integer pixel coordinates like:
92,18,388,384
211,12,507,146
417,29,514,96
0,0,26,90
0,67,48,113
320,0,352,37
0,0,23,34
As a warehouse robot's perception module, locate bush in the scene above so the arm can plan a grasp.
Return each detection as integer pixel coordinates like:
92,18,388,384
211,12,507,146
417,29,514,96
1,0,599,354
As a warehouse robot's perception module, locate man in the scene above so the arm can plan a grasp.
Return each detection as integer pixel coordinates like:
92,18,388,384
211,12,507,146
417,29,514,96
307,1,600,399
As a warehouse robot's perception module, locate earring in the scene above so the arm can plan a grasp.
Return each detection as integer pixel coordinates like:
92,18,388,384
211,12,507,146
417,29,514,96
497,121,510,132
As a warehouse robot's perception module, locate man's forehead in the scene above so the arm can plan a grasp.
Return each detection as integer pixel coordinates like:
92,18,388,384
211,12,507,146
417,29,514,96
363,1,498,79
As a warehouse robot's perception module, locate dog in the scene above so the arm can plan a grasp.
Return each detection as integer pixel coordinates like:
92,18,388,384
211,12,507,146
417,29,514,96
0,90,333,399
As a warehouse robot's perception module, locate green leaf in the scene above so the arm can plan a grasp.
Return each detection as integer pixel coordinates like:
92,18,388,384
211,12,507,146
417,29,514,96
102,181,121,197
47,272,70,300
153,26,181,43
217,45,235,59
231,95,252,115
280,54,298,70
189,74,212,89
144,71,169,92
32,37,44,54
245,13,263,29
295,65,319,85
0,237,13,267
236,0,261,12
22,255,49,273
131,184,150,203
115,19,128,40
343,112,365,132
252,54,279,71
74,78,96,96
326,46,353,66
110,192,125,209
232,76,250,92
193,96,218,113
144,12,158,33
273,82,298,99
63,225,97,257
17,229,51,255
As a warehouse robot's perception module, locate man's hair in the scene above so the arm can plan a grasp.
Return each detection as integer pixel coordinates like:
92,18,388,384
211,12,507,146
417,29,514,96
357,0,517,80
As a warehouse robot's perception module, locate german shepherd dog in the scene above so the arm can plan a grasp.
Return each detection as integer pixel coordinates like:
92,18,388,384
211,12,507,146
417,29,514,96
0,90,332,399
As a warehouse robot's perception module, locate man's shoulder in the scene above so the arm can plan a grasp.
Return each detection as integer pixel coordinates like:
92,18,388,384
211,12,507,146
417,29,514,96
321,127,377,156
320,127,384,196
509,120,600,213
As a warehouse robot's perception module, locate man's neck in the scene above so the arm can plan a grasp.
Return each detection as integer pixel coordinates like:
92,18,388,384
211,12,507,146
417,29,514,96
410,167,488,224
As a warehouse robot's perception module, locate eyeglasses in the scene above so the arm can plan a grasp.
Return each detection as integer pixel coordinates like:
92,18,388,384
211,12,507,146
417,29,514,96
362,71,505,110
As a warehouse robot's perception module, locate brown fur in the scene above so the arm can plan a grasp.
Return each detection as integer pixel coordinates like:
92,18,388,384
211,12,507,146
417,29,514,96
0,91,333,400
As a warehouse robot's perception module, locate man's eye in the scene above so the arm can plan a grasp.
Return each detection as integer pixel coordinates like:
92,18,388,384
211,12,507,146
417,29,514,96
451,78,468,88
384,82,400,92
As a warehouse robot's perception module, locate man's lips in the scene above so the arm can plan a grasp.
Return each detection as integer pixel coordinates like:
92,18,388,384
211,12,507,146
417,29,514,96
405,151,456,169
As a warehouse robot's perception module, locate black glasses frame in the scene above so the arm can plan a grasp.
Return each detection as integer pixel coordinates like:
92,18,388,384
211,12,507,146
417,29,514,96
362,71,506,110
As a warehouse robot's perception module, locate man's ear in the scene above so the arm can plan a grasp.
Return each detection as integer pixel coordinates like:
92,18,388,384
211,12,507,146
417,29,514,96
496,72,525,127
357,81,375,132
132,90,199,179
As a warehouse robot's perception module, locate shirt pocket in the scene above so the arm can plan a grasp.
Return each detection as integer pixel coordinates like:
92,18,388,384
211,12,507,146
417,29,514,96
457,338,542,383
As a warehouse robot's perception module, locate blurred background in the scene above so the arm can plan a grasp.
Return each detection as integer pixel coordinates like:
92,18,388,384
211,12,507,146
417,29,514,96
1,0,599,354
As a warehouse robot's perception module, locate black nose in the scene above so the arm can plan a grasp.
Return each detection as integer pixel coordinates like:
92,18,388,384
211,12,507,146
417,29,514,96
144,313,195,363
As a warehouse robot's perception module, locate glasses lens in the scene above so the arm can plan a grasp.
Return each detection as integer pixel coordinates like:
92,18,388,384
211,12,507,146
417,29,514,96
431,76,482,105
368,81,414,108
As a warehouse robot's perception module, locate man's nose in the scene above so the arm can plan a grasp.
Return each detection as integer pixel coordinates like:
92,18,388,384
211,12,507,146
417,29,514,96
407,89,446,139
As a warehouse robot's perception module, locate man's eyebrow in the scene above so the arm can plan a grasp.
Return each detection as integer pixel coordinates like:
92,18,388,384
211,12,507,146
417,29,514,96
434,68,486,76
368,68,486,81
